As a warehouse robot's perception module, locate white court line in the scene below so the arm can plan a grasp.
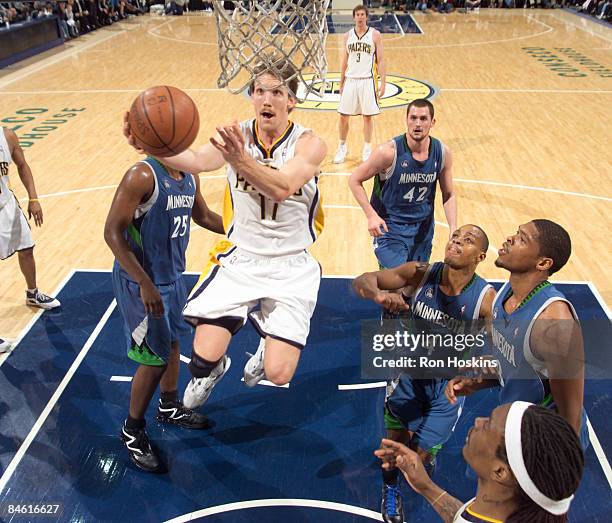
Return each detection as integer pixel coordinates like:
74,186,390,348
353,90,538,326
317,207,499,253
392,13,405,38
550,13,612,44
16,173,612,204
323,172,612,202
3,87,611,96
441,88,612,94
338,382,387,391
240,377,289,389
0,269,77,368
17,184,119,201
587,417,612,490
164,498,383,523
0,88,224,95
587,282,612,318
0,299,116,495
410,12,424,35
110,375,133,382
453,177,612,202
388,15,554,50
146,11,553,50
584,282,612,488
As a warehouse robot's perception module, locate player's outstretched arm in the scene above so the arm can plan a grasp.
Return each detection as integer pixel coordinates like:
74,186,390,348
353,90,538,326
161,141,226,175
5,128,43,227
103,164,163,316
123,111,225,174
191,173,224,234
439,145,457,237
212,124,327,202
348,141,395,237
532,301,585,436
353,262,429,301
375,439,464,523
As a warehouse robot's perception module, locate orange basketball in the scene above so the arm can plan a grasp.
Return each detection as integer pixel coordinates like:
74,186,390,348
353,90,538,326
128,86,199,158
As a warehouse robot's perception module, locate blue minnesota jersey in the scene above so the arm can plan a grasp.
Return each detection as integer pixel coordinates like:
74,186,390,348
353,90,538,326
491,282,577,405
116,157,196,285
411,262,492,332
371,135,445,224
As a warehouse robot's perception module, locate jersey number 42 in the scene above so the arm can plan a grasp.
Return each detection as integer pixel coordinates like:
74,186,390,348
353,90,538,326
403,187,428,202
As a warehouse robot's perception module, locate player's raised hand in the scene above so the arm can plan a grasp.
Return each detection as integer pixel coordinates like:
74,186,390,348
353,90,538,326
367,213,388,237
445,377,478,404
123,112,145,154
211,121,247,165
375,439,432,495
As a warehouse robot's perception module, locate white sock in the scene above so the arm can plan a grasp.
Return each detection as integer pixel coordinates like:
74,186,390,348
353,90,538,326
27,288,37,294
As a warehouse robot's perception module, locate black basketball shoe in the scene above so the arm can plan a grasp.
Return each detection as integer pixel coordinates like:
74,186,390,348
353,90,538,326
120,423,161,473
156,399,210,429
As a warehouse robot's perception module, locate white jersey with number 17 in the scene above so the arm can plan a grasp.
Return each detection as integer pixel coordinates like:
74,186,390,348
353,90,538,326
222,119,324,256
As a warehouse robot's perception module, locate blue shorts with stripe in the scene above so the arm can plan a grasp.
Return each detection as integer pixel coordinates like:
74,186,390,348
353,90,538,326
386,376,464,452
373,217,434,269
112,266,190,366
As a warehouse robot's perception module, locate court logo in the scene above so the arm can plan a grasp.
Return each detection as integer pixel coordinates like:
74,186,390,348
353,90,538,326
296,73,436,111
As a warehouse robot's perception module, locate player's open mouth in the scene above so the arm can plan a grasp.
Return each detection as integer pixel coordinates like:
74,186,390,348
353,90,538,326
448,245,462,255
498,242,510,255
261,111,274,120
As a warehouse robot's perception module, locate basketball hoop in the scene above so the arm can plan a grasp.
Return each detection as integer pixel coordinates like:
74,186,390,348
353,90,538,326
212,1,330,101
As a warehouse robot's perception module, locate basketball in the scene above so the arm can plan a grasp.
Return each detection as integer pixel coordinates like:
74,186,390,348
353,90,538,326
128,86,200,158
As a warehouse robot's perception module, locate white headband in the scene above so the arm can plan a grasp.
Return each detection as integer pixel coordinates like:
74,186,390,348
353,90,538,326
505,401,574,516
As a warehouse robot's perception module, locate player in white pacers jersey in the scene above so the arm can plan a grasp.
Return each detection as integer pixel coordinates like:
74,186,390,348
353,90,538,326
334,4,386,164
0,127,60,354
126,60,327,409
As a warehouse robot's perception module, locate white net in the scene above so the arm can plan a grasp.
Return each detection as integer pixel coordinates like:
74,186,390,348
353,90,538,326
213,1,330,100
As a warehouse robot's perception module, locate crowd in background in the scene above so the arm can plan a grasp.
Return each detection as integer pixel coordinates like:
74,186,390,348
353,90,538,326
0,0,148,38
1,0,609,36
370,0,610,20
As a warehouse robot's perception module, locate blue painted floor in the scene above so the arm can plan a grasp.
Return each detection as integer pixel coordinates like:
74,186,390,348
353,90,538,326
282,13,421,35
326,13,422,34
0,273,610,522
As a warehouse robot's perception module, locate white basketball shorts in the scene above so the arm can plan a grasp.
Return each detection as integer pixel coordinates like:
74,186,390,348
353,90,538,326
183,241,321,349
338,77,380,116
0,192,34,260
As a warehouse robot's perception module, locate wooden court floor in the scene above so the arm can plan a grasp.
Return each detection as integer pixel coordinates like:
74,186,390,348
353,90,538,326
0,9,610,340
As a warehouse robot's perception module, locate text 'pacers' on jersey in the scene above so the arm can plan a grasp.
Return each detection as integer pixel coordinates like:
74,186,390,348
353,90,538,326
223,119,324,256
346,27,376,79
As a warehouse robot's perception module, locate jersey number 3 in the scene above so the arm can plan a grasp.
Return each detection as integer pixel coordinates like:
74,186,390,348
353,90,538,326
402,187,428,202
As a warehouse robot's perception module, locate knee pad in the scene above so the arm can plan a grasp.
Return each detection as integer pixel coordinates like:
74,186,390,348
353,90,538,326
188,352,220,379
